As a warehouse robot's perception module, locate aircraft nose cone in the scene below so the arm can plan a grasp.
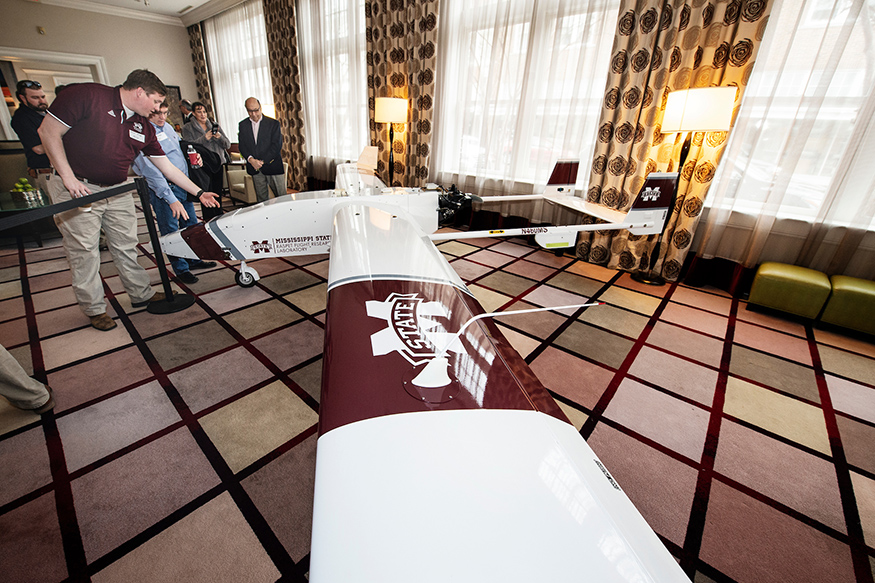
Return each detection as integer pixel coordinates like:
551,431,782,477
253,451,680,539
159,229,198,260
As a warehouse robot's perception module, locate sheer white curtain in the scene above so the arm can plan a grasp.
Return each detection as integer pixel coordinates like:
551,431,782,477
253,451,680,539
432,0,620,207
297,0,369,181
696,0,875,278
202,0,273,134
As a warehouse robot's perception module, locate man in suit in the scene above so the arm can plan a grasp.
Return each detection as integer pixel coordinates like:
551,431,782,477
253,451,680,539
179,99,193,124
238,97,285,202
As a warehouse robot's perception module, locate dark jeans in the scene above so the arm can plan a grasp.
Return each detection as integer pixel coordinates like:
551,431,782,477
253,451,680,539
150,184,198,274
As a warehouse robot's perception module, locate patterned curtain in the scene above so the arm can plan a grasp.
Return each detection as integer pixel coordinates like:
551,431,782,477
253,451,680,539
365,0,439,187
577,0,772,281
187,23,216,119
262,0,310,192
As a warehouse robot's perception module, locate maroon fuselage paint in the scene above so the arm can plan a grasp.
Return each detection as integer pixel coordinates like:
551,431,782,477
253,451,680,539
320,278,568,436
181,223,226,259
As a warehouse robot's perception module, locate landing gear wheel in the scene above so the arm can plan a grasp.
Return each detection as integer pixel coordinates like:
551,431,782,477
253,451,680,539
235,270,256,287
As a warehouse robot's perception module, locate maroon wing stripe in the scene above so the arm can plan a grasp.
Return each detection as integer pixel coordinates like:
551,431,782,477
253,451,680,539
319,279,569,435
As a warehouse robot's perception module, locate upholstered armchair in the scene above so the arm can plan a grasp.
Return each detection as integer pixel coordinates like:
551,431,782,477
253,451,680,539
227,161,289,204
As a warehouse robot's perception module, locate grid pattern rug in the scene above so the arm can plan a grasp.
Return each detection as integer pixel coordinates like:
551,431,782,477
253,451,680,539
1,204,874,583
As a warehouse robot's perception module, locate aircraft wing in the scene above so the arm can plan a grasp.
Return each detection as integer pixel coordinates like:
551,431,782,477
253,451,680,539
159,159,676,284
310,201,690,582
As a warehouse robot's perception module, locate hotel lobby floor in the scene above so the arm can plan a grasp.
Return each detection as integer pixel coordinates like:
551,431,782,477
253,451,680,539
1,204,874,582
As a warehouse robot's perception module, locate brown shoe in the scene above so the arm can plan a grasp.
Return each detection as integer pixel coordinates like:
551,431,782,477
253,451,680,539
131,292,166,307
31,387,55,414
90,312,117,331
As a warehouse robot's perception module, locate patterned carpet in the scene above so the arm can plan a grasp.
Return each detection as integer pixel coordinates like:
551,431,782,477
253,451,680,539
1,201,874,583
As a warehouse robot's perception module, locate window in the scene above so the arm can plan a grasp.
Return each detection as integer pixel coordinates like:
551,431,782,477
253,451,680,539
709,0,875,228
296,0,369,180
433,0,620,192
202,0,273,133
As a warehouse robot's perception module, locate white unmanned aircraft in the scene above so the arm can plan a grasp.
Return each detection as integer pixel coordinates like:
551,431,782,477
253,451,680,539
159,152,686,582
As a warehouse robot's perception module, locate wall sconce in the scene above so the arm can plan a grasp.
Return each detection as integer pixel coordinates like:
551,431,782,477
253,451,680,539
375,97,408,187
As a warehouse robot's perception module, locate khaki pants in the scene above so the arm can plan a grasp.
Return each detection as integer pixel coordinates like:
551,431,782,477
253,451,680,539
46,175,154,317
0,345,50,409
33,171,51,196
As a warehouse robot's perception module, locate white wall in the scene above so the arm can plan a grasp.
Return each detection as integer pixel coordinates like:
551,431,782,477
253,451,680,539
1,0,198,100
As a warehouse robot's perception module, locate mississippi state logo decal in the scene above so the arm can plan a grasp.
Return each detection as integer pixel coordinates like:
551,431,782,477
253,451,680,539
250,240,273,254
366,292,458,366
640,185,661,202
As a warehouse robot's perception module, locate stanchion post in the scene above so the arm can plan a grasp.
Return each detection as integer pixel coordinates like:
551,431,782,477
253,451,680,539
135,177,196,313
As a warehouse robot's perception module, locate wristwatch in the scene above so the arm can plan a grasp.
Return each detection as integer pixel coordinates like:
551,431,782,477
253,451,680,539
196,189,205,197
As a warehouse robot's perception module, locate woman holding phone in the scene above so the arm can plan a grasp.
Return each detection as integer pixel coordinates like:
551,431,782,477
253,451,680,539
182,101,230,198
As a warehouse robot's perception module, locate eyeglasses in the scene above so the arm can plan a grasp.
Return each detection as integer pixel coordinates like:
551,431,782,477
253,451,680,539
17,80,42,91
246,107,261,113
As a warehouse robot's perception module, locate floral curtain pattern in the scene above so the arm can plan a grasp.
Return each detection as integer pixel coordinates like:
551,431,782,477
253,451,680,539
578,0,772,281
262,0,310,192
187,23,216,119
365,0,440,187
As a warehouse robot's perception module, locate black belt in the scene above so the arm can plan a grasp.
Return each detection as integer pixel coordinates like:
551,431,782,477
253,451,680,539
77,177,118,188
51,170,118,188
30,168,53,174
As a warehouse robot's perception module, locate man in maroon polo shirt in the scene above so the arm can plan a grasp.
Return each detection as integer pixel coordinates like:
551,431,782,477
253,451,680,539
38,69,219,331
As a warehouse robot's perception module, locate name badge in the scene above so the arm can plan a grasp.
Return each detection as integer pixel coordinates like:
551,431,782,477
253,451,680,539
157,132,168,141
129,130,145,143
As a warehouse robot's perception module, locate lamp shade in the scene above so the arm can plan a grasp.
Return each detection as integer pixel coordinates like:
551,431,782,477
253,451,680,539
375,97,408,124
661,87,736,133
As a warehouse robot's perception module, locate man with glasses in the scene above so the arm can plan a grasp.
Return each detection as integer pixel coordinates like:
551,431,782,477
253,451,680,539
132,102,216,285
38,69,220,331
238,97,285,203
10,80,53,191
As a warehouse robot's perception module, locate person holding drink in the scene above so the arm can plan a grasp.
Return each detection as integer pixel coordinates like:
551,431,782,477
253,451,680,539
182,101,230,198
132,102,216,285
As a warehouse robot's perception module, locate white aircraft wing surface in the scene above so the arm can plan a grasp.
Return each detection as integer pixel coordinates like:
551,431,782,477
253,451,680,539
309,201,690,582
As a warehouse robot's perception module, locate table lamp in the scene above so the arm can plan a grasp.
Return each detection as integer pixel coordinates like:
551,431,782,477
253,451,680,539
375,97,408,186
632,86,736,286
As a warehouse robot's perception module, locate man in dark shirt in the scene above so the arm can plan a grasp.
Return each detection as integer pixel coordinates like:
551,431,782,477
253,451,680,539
38,69,219,331
10,80,52,192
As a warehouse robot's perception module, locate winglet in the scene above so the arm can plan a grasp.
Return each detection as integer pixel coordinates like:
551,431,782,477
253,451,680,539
623,172,678,235
337,147,387,195
543,160,579,197
357,146,378,173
